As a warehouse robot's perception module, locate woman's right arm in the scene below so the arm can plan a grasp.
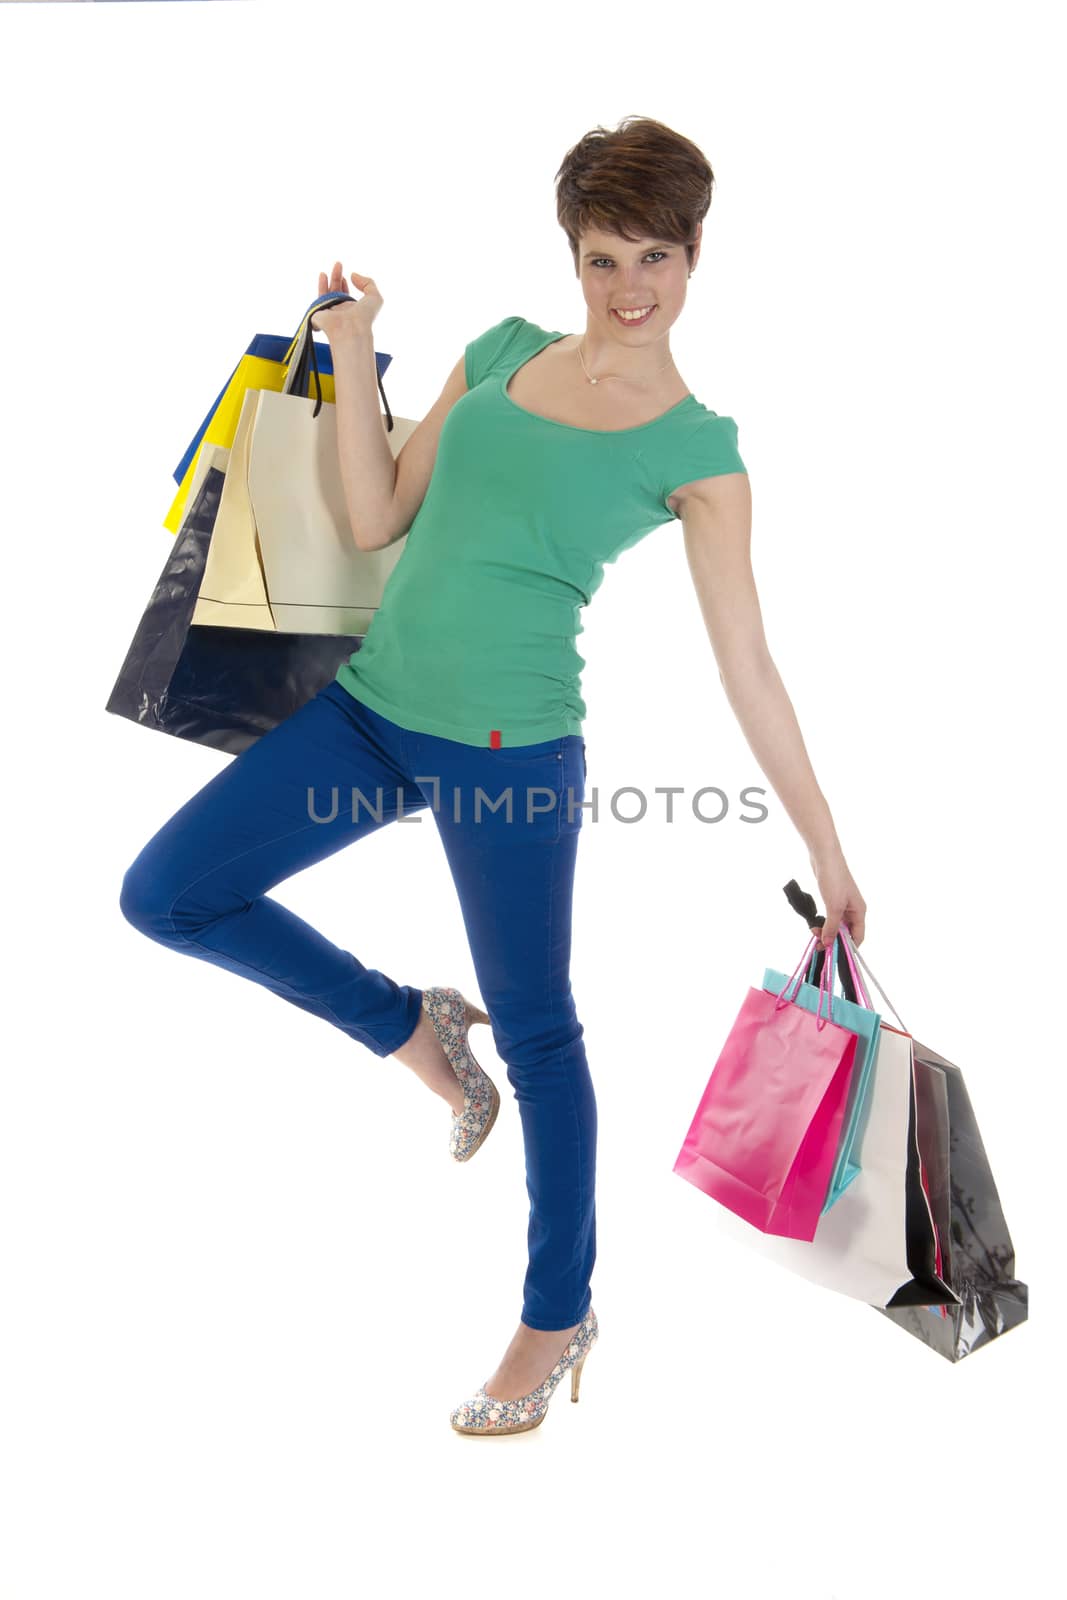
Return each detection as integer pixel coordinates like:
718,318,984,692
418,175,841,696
312,262,468,552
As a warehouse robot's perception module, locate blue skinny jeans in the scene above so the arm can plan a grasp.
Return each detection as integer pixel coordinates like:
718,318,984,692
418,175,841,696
119,679,595,1332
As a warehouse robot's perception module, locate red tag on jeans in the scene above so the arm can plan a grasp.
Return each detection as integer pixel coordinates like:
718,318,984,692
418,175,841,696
489,730,502,749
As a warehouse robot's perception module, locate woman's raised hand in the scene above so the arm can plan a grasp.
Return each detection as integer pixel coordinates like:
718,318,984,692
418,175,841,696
310,261,384,340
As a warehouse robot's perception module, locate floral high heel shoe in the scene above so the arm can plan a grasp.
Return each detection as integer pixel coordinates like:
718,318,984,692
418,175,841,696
421,986,500,1163
450,1306,599,1435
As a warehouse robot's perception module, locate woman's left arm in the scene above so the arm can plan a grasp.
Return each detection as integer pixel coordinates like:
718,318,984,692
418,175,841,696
676,472,867,949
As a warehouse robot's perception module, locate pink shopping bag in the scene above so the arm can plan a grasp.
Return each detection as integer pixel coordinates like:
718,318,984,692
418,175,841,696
673,932,862,1241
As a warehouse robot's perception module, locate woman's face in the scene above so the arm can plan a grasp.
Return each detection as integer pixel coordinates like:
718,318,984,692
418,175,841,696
576,223,701,345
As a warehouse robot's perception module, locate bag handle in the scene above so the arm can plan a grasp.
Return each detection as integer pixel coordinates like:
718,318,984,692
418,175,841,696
820,921,868,1005
839,929,909,1034
784,878,861,1003
277,292,329,380
781,879,910,1033
806,920,872,1009
281,292,395,431
774,931,842,1031
811,926,910,1034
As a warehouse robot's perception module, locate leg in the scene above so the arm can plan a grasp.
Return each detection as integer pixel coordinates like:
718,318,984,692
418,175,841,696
413,731,596,1346
119,682,427,1056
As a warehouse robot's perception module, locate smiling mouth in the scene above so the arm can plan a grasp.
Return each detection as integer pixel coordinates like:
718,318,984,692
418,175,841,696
611,305,656,326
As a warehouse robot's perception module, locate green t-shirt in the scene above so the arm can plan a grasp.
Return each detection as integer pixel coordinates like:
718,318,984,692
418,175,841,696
334,314,747,746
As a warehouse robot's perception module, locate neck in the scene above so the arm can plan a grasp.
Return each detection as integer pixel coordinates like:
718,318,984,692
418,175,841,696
573,330,676,385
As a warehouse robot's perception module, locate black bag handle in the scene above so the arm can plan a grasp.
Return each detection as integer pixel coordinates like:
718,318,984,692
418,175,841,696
286,292,395,432
782,878,860,1004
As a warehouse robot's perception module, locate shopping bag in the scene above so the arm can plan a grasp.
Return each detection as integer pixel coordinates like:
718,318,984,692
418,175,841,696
871,1021,1029,1361
163,291,395,534
673,932,863,1240
818,928,1026,1360
191,340,415,634
108,292,419,750
763,936,882,1213
705,1018,957,1307
105,449,366,754
688,897,954,1307
171,330,335,491
709,926,951,1304
780,889,947,1286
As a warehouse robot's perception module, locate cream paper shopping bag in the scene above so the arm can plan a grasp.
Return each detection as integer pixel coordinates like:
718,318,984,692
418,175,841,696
191,386,273,630
191,338,418,635
247,385,417,634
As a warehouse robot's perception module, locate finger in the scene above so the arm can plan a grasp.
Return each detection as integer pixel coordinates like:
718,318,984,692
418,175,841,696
820,918,839,948
318,272,327,293
341,277,349,292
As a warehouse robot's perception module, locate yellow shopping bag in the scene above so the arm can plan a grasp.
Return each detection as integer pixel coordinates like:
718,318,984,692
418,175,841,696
164,293,392,533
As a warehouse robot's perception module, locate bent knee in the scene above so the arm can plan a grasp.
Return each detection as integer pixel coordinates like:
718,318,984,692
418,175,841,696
119,857,180,942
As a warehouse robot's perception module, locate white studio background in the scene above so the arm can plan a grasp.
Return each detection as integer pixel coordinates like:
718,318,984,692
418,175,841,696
0,3,1062,1598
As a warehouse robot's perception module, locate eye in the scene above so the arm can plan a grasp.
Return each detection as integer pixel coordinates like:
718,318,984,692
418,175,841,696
591,251,669,268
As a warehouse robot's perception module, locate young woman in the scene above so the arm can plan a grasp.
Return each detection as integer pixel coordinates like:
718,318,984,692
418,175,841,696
120,115,866,1436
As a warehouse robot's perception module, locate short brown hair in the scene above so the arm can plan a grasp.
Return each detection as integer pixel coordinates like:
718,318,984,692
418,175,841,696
554,115,715,275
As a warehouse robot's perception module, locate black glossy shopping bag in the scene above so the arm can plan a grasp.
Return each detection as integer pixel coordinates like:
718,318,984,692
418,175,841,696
105,464,363,756
875,1039,1029,1361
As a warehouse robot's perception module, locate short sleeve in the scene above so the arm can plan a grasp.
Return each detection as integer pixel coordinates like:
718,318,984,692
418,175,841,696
465,315,526,390
657,414,747,515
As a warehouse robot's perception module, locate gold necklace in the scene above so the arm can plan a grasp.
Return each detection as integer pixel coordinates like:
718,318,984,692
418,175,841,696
575,334,678,387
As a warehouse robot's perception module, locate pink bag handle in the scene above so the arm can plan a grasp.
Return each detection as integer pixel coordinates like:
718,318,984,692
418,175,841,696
774,932,841,1031
774,924,875,1032
839,929,909,1033
823,925,872,1009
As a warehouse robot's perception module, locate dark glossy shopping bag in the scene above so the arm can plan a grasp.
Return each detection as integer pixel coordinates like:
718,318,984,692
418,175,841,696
874,1030,1029,1362
105,455,365,755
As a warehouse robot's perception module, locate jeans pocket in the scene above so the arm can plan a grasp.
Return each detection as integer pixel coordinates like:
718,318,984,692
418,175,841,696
473,744,564,840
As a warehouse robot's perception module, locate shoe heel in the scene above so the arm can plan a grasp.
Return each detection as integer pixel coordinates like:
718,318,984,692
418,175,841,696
570,1354,587,1403
467,1003,491,1028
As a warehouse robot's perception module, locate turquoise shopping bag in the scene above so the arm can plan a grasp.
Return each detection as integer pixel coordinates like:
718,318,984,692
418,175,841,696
763,932,882,1214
